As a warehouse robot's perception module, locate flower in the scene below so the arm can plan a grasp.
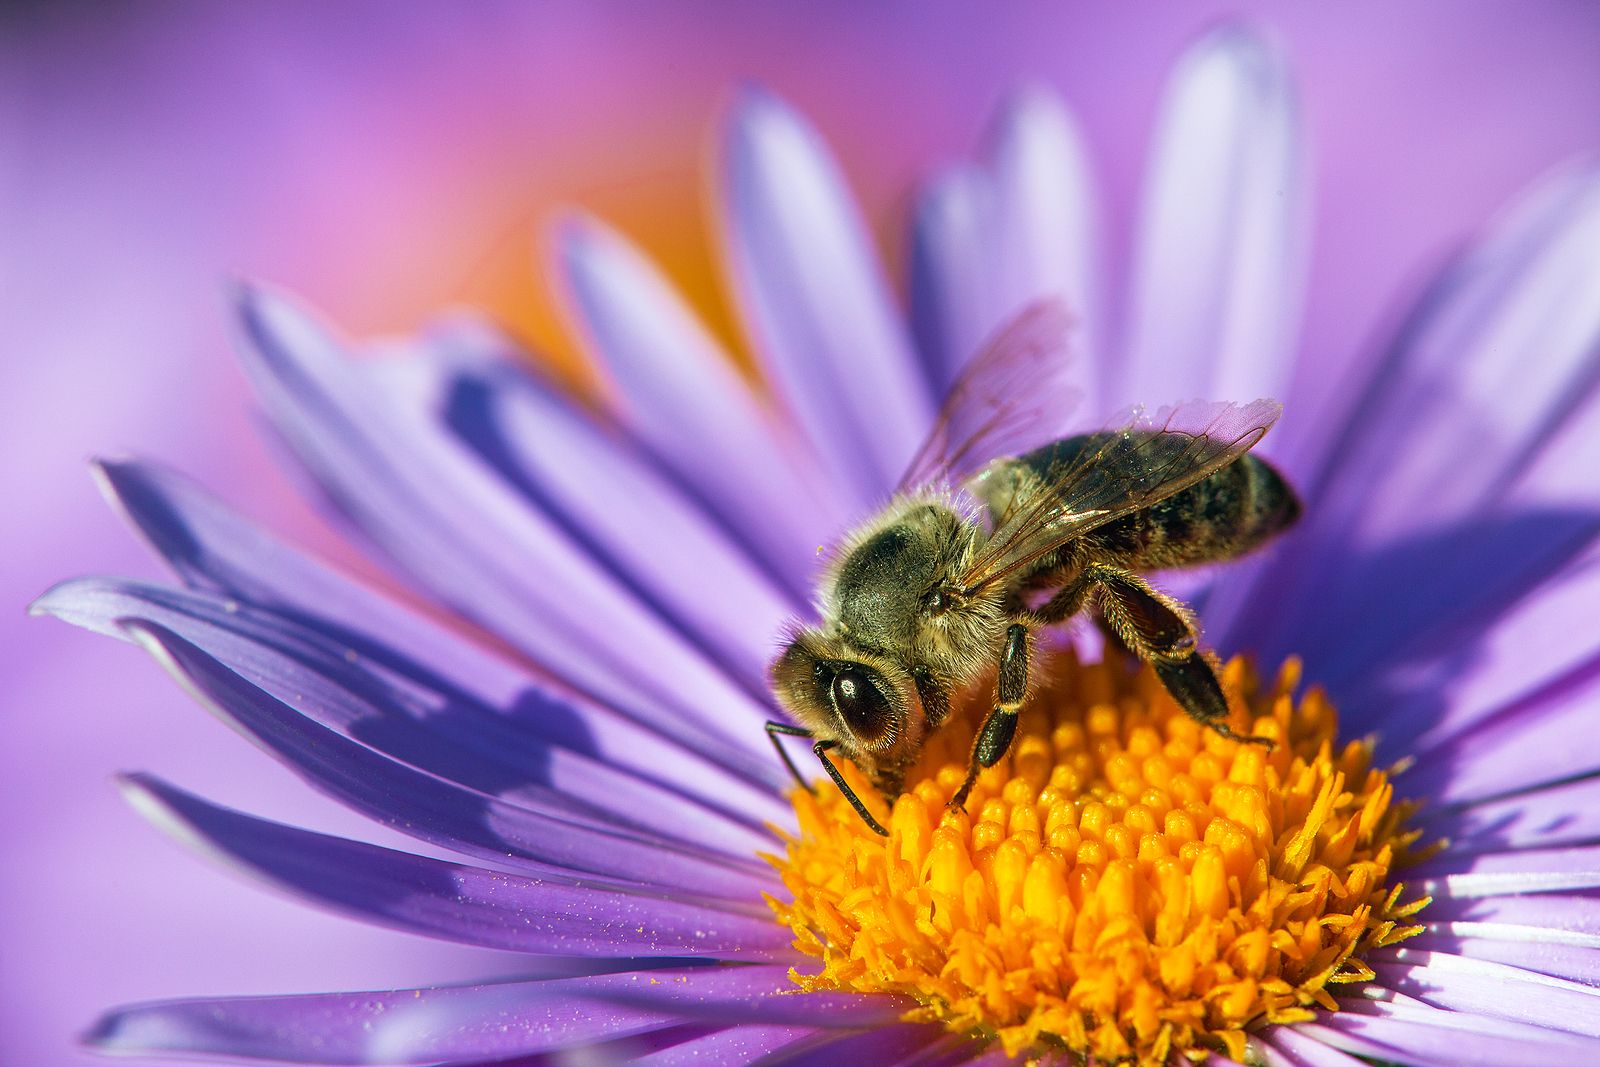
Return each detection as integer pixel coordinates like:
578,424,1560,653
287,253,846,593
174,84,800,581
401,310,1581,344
36,22,1600,1067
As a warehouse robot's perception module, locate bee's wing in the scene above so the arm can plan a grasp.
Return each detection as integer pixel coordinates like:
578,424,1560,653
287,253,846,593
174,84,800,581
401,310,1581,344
897,300,1081,493
956,398,1283,594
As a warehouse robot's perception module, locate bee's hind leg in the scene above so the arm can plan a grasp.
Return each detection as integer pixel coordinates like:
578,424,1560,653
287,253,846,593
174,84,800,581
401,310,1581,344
1046,564,1273,748
950,623,1031,812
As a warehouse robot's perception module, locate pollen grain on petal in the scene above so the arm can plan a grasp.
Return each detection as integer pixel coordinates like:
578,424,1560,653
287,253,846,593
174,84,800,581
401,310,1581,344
768,652,1429,1064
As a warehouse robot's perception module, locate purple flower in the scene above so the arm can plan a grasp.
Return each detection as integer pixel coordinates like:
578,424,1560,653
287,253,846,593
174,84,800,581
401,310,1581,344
36,23,1600,1067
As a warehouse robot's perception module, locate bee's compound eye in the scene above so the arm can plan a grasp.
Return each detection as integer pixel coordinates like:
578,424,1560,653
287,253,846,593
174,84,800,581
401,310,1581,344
831,666,892,743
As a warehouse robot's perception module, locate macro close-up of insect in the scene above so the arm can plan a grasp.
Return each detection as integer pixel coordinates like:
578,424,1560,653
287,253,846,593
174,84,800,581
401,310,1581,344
769,303,1301,835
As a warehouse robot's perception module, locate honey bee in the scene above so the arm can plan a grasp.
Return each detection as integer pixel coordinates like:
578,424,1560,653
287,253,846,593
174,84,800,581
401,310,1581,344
767,303,1301,835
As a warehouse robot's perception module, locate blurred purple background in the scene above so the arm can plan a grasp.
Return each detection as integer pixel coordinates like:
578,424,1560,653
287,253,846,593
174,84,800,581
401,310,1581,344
4,3,1598,1064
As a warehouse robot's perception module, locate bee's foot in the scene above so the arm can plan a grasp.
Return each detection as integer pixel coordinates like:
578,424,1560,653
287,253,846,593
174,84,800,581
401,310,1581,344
1209,721,1276,750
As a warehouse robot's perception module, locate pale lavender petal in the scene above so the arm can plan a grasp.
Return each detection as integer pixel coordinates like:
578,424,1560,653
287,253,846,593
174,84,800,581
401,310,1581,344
1257,1026,1372,1067
36,574,789,848
88,984,675,1065
1417,845,1600,900
438,344,797,691
1341,986,1591,1041
1410,926,1600,985
1416,843,1600,880
1370,951,1600,1037
1354,163,1600,530
1422,773,1600,852
910,165,996,394
88,459,791,816
633,1025,818,1066
752,1024,951,1066
1295,1014,1596,1067
1422,871,1600,899
987,87,1102,409
236,285,773,756
569,965,901,1028
722,87,934,501
553,212,848,580
1424,893,1600,934
1120,25,1304,408
87,966,890,1065
122,774,790,959
118,618,775,899
909,90,1100,411
1389,551,1600,753
1215,165,1600,699
1401,661,1600,804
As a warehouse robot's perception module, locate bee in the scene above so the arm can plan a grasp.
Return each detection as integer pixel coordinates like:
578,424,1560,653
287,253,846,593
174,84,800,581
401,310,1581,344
767,303,1301,835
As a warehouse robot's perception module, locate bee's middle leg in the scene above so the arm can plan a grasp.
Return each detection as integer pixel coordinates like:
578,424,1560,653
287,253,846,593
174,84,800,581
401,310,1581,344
950,622,1030,811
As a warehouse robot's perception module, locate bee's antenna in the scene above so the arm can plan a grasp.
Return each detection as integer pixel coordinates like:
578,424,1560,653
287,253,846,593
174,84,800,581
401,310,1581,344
812,740,890,837
765,721,817,794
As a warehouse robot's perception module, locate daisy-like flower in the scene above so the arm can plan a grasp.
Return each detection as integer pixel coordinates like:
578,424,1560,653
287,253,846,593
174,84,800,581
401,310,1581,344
39,25,1600,1067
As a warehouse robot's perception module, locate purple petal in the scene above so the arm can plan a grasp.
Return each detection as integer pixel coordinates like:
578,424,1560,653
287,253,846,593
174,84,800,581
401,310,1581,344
1295,1013,1597,1067
1401,659,1600,804
88,986,675,1065
1393,554,1600,753
1361,164,1600,527
37,573,788,851
721,87,933,502
552,212,848,579
87,965,888,1065
1215,165,1600,705
1333,985,1600,1047
1410,925,1600,985
570,966,900,1029
1216,164,1600,668
1417,844,1600,899
910,90,1101,411
1120,25,1304,409
1297,163,1600,533
1421,773,1600,852
750,1024,952,1067
435,342,798,692
987,88,1102,405
122,773,791,959
115,617,777,899
1257,1026,1371,1067
1424,892,1600,935
235,285,774,756
633,1025,819,1066
1416,843,1600,880
89,459,791,816
910,165,996,395
1370,950,1600,1037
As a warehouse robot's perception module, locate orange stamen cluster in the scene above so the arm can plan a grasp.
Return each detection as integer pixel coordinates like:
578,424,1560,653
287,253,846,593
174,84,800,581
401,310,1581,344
768,653,1431,1064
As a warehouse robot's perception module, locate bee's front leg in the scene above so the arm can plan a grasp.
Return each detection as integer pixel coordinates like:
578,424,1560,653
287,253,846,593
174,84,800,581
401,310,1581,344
950,622,1030,811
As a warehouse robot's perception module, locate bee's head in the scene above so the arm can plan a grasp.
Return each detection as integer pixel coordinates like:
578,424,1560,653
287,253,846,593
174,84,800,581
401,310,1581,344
770,628,913,762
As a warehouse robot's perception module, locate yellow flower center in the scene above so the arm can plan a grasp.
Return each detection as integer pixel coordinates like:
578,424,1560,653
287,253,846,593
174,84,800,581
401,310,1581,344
767,653,1432,1064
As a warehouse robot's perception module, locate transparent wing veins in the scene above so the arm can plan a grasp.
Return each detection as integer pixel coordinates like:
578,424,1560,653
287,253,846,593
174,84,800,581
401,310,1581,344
897,299,1080,493
957,398,1283,594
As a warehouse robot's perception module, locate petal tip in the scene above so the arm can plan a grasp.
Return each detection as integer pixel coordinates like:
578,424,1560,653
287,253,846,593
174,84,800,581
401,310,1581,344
26,578,85,621
724,82,813,165
1185,20,1290,87
80,1009,128,1052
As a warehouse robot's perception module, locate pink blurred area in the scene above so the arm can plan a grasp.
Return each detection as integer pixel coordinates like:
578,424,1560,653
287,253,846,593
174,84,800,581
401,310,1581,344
3,3,1597,1064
